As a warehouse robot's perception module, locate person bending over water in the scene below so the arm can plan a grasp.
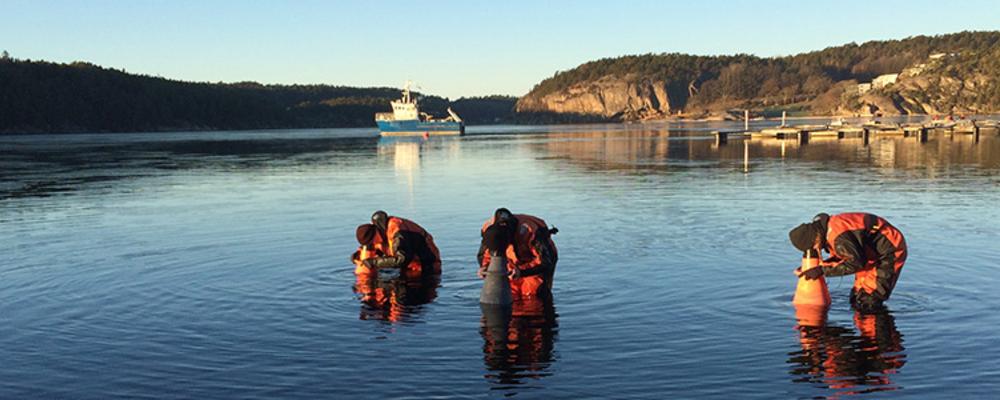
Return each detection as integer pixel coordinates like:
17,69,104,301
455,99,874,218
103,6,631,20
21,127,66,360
477,208,558,299
789,212,907,313
352,210,441,279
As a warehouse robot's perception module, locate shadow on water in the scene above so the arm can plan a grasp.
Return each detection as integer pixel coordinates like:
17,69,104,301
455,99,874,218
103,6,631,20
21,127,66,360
352,269,439,323
480,296,559,394
789,309,906,396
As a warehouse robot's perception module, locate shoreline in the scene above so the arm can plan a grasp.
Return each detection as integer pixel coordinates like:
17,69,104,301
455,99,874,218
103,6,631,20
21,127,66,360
4,114,999,136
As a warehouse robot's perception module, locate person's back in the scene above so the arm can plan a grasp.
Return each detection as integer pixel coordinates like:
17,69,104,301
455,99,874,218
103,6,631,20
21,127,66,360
386,216,441,274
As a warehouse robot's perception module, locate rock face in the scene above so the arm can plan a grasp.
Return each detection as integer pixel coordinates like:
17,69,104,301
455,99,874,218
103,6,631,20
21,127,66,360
849,65,995,116
516,75,675,120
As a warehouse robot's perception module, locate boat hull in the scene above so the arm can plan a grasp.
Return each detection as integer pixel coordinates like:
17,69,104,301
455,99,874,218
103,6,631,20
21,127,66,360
377,120,464,136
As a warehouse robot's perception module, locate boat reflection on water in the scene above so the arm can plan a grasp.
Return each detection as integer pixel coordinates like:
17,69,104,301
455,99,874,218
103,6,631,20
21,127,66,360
480,296,559,392
353,268,439,323
789,307,906,395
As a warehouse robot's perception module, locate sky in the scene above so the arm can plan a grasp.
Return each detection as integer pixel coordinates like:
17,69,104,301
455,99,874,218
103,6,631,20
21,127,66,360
2,0,999,99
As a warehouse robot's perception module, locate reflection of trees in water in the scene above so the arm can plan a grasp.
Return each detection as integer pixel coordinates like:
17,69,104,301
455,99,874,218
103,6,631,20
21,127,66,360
480,297,559,392
789,311,906,395
1,136,378,200
353,272,439,323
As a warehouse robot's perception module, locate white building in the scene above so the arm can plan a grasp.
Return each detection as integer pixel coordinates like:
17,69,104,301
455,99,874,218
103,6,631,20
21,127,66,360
872,74,899,89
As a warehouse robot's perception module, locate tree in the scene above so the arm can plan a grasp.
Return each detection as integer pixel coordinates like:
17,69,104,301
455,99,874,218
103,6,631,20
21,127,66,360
1,50,9,60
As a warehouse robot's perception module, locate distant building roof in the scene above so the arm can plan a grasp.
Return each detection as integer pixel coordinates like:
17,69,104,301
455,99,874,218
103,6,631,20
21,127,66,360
873,74,899,88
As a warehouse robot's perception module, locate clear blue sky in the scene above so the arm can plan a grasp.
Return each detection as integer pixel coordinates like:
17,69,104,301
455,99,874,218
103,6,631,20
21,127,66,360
2,0,998,98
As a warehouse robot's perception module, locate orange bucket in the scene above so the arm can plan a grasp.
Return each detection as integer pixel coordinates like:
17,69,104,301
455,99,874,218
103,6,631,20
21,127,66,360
793,250,831,307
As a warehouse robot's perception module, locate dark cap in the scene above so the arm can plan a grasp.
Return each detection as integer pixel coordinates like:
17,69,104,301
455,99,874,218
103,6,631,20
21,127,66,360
494,208,514,225
789,222,821,252
812,213,830,227
371,210,388,231
356,224,376,245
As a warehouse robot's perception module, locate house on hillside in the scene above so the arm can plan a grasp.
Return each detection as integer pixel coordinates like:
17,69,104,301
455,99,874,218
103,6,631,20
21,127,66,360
872,74,899,89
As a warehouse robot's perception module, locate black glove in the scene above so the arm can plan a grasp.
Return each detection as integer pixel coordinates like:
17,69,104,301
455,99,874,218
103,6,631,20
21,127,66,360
801,267,824,280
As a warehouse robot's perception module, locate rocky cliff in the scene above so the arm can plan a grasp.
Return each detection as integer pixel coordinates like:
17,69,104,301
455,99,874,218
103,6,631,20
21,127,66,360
515,74,676,120
846,49,1000,116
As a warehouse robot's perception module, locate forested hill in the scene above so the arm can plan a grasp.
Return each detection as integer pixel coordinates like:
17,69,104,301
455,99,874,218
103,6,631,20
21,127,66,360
517,31,1000,120
0,56,516,133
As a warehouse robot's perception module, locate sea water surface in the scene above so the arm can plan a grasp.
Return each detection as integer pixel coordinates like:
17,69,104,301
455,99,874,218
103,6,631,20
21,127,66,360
2,120,1000,398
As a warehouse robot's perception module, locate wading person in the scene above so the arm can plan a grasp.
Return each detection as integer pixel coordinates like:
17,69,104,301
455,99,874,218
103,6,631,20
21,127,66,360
477,208,558,299
788,212,907,313
352,210,441,279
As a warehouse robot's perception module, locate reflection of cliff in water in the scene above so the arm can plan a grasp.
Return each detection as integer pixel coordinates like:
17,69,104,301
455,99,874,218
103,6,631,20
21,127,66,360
527,129,1000,175
480,297,559,393
789,311,906,395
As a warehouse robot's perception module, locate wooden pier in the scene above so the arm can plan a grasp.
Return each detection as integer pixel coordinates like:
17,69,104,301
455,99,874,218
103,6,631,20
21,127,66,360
731,119,999,146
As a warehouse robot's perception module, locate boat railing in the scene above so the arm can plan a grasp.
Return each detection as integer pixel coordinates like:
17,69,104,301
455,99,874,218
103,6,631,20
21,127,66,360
375,112,394,121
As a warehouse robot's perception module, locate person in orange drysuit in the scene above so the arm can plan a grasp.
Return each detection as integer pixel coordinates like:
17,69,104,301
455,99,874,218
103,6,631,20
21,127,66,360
350,212,440,322
789,212,907,313
477,208,558,299
353,210,441,279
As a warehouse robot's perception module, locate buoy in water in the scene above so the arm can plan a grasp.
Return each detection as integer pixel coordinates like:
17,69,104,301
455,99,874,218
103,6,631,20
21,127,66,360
793,249,831,306
480,253,513,306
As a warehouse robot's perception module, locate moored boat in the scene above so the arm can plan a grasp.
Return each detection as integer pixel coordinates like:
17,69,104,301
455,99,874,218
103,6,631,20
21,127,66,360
375,82,464,136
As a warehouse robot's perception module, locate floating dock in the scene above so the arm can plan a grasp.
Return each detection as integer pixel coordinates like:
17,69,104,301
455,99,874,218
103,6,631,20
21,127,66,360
713,119,999,146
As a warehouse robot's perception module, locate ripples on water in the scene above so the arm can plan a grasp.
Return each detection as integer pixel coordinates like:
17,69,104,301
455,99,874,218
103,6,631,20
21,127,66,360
2,121,1000,399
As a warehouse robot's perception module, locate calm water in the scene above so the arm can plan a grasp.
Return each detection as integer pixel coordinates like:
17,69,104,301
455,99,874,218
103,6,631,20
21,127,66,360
3,121,1000,399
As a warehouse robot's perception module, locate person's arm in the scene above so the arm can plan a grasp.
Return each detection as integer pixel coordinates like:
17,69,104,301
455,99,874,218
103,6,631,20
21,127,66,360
515,238,556,277
477,239,487,268
822,235,867,277
367,233,411,269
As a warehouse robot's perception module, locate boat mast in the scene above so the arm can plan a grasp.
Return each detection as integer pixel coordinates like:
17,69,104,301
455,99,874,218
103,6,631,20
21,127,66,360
402,80,412,103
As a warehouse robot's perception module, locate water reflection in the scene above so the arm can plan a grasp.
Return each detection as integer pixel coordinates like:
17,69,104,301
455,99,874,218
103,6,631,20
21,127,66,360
353,270,439,323
0,136,377,200
789,310,906,395
480,297,559,392
530,129,1000,174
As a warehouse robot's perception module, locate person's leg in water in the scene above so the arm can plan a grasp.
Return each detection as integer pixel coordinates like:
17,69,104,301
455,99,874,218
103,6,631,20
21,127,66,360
850,288,887,314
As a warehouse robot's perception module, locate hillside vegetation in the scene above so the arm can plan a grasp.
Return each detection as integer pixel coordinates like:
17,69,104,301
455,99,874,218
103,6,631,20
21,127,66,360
0,57,515,133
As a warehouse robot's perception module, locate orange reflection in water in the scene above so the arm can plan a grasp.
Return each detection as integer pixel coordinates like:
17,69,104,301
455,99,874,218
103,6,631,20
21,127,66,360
790,307,906,396
353,268,439,323
480,296,559,390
